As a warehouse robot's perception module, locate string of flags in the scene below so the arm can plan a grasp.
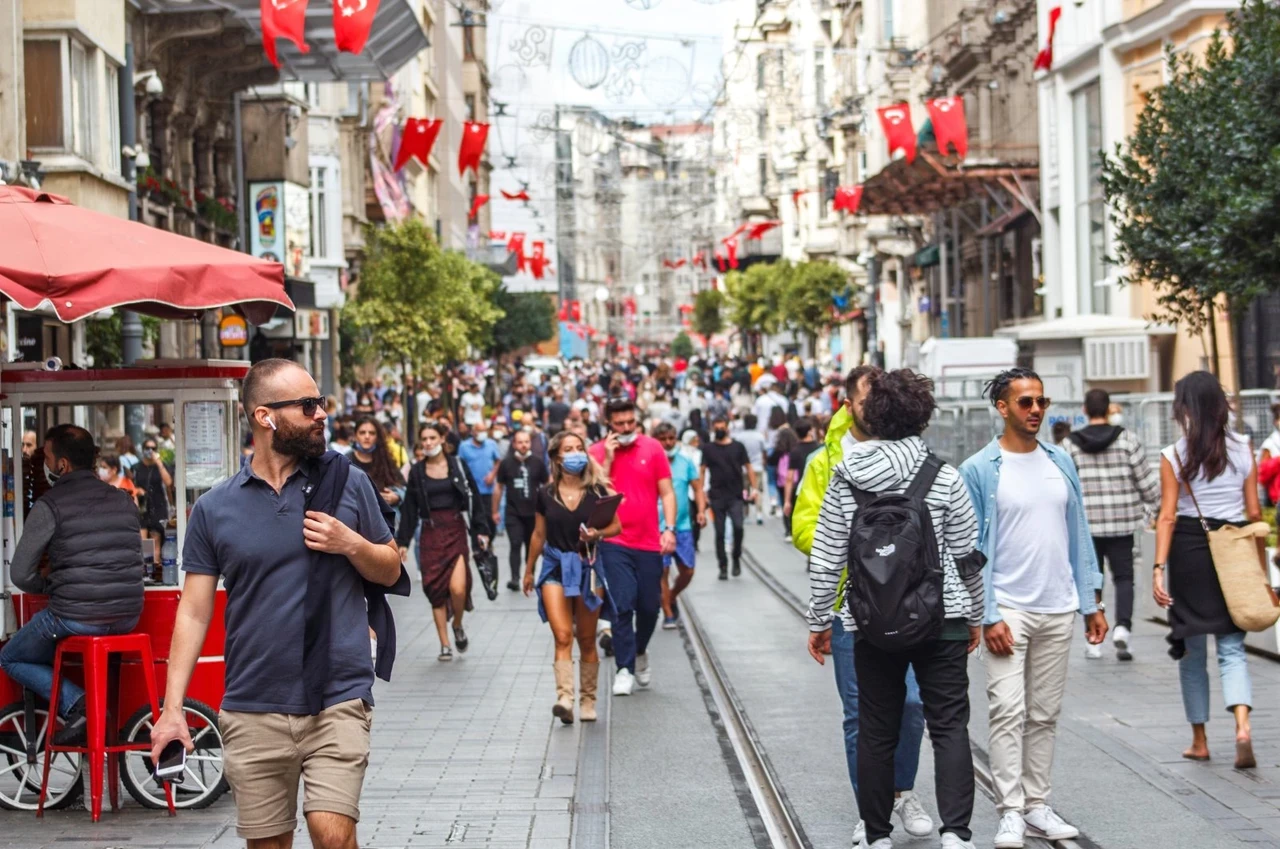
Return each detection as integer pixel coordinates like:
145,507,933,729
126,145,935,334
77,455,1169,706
877,96,969,164
260,0,382,68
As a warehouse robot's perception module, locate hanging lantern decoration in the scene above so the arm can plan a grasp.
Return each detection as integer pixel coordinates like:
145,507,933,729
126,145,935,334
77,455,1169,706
458,122,490,177
877,104,917,163
568,34,610,90
260,0,310,69
926,96,968,159
333,0,380,55
393,118,443,171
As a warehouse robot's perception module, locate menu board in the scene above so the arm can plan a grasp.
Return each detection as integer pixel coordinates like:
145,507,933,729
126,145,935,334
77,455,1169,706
184,401,227,489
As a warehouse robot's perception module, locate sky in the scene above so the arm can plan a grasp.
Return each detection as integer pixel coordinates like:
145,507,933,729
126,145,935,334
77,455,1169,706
485,0,743,291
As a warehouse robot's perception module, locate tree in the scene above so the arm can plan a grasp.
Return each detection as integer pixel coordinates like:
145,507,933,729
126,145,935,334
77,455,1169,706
725,263,784,354
782,261,846,355
85,312,160,368
486,288,557,358
671,331,695,360
345,219,503,384
1101,0,1280,381
692,288,725,353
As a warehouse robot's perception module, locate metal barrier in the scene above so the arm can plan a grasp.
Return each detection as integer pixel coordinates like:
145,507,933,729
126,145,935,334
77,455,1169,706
923,389,1280,468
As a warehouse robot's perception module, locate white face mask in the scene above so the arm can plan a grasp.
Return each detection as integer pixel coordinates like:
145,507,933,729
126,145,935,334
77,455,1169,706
1108,413,1123,427
515,450,530,460
424,445,443,458
97,467,112,481
616,432,638,446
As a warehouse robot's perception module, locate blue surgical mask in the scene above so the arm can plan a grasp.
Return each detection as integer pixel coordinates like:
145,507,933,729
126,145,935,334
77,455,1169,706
562,452,589,475
352,442,376,455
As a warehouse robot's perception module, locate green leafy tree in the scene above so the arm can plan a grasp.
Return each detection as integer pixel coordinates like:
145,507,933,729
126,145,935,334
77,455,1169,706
346,219,503,384
692,288,726,353
85,312,160,368
671,331,695,360
782,261,846,355
1101,0,1280,380
486,288,557,358
725,263,784,355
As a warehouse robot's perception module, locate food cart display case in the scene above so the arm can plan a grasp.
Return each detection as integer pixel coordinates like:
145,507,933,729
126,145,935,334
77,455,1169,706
0,361,246,812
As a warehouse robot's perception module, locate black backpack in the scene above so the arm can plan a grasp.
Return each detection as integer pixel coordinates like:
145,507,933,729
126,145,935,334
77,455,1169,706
844,453,945,651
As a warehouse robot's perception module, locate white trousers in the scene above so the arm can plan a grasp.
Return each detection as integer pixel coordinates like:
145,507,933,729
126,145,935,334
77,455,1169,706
985,605,1075,814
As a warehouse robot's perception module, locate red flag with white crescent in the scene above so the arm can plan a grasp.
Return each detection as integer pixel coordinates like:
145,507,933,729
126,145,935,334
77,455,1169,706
393,118,442,171
1034,6,1063,72
458,122,490,177
333,0,380,54
877,104,917,163
833,185,864,214
468,194,489,220
261,0,310,69
926,96,968,159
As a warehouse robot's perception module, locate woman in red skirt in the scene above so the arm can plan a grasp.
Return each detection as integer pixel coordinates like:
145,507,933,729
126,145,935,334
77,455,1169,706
397,421,491,660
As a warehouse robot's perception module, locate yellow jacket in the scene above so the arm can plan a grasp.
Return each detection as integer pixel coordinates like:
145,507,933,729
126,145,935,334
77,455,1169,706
791,403,851,556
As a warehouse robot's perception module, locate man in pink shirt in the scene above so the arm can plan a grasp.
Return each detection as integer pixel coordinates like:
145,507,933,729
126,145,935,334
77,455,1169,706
590,397,677,696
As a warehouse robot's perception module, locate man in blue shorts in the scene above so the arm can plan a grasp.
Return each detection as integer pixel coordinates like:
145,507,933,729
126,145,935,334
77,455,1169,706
654,423,706,628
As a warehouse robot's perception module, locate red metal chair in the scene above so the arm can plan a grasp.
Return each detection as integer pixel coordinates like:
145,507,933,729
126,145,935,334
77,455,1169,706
37,634,176,820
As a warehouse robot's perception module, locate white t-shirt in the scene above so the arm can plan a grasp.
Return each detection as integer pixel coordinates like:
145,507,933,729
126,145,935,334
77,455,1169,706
460,391,485,426
1162,432,1252,523
1259,428,1280,461
993,448,1079,614
736,428,768,469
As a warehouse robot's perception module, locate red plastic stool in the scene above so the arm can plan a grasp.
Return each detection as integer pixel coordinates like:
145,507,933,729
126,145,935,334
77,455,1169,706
37,634,176,820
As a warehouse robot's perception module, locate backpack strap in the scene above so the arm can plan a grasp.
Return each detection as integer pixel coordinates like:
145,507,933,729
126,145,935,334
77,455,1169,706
904,452,943,503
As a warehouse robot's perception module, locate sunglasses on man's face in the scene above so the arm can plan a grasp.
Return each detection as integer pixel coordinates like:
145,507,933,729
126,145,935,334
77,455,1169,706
1011,395,1051,411
262,396,326,417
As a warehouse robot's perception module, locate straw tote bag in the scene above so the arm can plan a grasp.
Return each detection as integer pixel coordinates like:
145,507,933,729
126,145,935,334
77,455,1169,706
1177,458,1280,632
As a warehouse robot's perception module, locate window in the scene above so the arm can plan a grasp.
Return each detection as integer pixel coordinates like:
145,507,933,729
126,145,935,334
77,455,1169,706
463,24,476,60
756,53,766,90
814,50,825,105
69,39,95,160
776,50,785,87
309,166,328,259
1073,81,1107,314
304,83,321,109
758,153,768,196
464,94,476,122
757,109,767,140
106,63,121,174
883,0,894,42
23,40,62,148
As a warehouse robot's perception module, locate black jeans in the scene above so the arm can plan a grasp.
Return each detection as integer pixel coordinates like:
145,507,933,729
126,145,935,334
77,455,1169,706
854,635,974,843
505,513,536,582
1093,534,1135,629
710,495,744,570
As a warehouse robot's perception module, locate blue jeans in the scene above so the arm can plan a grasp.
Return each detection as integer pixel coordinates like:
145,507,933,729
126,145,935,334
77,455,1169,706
598,543,663,673
831,618,924,795
1179,631,1252,725
0,609,138,717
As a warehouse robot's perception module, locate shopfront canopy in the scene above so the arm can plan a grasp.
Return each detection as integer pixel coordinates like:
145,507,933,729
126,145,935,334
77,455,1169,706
0,187,293,325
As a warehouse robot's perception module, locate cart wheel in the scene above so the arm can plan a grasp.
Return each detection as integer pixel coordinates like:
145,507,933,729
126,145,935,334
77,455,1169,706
0,700,84,810
118,698,227,810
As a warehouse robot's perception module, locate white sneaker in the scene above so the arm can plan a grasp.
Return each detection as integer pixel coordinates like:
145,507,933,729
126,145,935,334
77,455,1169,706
860,838,892,849
851,820,865,847
1084,643,1102,660
940,833,975,849
894,791,934,837
635,653,652,687
612,669,635,696
993,810,1025,849
1113,624,1133,661
1023,805,1079,841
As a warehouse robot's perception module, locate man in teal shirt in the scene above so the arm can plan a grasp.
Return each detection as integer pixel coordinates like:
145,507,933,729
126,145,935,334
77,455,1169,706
654,423,706,628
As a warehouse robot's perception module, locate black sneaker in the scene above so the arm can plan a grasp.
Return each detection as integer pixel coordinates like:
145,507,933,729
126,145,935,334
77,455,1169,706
599,631,614,657
732,560,742,577
53,698,87,747
718,566,728,581
453,626,469,653
506,580,521,592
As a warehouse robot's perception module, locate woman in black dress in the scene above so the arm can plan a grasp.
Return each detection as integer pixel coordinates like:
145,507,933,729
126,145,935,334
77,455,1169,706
523,431,620,724
397,422,491,661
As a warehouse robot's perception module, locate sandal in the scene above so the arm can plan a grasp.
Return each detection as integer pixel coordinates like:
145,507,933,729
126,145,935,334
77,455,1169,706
453,626,469,653
438,645,453,662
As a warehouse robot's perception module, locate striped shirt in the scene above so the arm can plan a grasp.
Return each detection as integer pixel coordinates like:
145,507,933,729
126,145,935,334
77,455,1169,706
807,436,984,632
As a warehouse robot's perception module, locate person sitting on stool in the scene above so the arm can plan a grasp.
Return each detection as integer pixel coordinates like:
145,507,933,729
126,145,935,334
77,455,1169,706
0,425,144,745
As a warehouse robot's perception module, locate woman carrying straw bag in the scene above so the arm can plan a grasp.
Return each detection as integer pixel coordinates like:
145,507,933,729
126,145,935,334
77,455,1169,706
1153,371,1272,769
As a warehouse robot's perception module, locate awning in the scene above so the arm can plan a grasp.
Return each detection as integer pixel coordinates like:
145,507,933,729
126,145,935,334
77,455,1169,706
137,0,430,82
859,151,1039,217
911,244,940,268
993,313,1177,342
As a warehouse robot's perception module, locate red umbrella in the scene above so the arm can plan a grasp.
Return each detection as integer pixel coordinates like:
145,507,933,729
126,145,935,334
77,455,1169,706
0,187,292,325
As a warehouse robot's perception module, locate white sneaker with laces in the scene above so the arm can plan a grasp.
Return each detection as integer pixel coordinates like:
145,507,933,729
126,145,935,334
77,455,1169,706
1023,805,1079,841
860,838,892,849
1113,624,1133,660
894,792,934,837
635,653,652,687
993,810,1025,849
940,833,975,849
1084,643,1102,659
851,820,865,847
612,668,635,696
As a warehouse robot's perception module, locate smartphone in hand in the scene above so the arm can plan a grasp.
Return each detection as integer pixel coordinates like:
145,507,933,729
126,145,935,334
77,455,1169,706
152,739,187,785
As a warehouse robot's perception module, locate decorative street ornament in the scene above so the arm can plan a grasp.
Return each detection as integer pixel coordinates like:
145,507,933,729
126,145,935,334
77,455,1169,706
926,96,968,159
1034,6,1063,72
747,220,780,240
833,185,864,214
510,24,554,68
469,194,489,220
393,118,443,171
261,0,310,69
568,34,610,90
500,189,531,201
624,0,662,8
333,0,380,55
458,122,490,177
877,104,917,163
641,55,691,106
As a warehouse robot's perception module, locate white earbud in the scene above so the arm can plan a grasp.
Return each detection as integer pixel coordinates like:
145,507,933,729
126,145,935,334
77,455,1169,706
266,416,277,431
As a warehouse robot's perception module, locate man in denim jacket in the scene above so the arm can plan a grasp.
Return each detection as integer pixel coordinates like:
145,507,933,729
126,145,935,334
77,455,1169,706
959,367,1107,849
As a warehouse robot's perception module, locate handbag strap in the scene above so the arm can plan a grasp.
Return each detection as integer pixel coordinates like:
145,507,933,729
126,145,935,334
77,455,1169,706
1173,452,1211,533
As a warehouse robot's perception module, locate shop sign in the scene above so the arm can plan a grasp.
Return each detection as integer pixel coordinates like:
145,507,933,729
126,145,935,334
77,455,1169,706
218,314,249,347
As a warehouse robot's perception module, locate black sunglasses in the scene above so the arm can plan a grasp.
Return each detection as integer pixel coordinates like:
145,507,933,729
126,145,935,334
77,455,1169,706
1011,395,1051,411
262,396,326,417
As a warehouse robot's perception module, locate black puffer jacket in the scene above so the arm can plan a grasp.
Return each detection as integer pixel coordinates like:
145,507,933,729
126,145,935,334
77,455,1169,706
396,454,491,549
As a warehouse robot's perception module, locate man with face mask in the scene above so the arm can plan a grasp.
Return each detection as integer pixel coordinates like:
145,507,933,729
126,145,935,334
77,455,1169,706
494,430,549,591
458,422,503,502
0,425,144,746
701,415,756,579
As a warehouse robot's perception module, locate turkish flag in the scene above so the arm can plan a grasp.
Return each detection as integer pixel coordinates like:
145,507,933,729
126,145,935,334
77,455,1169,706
458,122,489,177
926,97,968,159
488,230,506,240
747,220,780,240
530,241,547,279
725,238,739,269
333,0,379,54
792,189,811,208
261,0,310,69
877,104,916,163
469,194,489,220
723,222,749,244
393,118,442,171
1034,6,1062,72
500,189,530,201
715,249,727,272
693,252,707,269
833,185,864,214
507,232,526,272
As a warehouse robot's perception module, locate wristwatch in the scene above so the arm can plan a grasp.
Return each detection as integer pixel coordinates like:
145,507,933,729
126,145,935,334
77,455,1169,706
1096,602,1106,613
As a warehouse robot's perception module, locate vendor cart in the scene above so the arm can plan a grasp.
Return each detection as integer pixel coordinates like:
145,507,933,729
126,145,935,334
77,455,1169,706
0,361,248,811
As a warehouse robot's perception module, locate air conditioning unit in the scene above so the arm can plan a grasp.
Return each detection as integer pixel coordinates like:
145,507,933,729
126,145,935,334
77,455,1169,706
1084,335,1148,381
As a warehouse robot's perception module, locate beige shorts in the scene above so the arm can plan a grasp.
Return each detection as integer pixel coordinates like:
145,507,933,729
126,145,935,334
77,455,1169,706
219,698,372,839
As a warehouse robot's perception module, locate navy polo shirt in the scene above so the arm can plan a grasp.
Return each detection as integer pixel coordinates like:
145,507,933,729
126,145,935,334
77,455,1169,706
182,460,393,713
